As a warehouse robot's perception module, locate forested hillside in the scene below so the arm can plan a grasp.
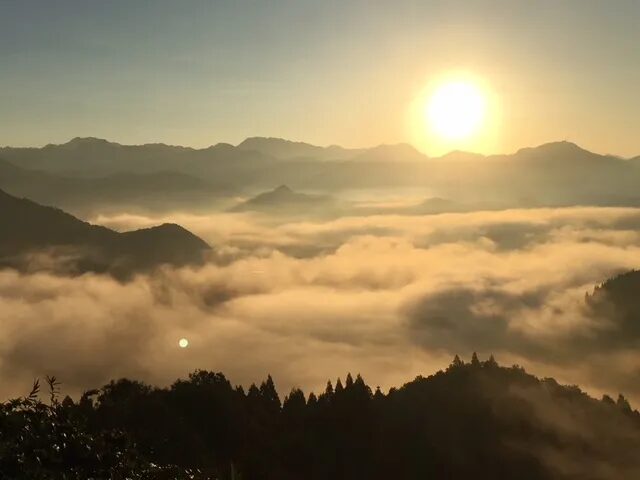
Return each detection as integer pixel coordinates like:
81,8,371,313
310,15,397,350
2,356,638,479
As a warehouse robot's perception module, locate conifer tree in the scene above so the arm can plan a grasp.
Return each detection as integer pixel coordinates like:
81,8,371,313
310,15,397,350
471,352,480,366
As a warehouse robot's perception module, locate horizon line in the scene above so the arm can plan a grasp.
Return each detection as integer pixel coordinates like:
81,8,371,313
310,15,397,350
0,136,636,160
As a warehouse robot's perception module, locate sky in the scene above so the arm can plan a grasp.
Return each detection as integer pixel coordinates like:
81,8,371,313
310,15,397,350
1,0,639,156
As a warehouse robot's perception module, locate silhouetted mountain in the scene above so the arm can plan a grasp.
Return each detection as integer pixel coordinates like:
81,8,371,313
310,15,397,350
352,143,427,162
268,140,640,200
229,185,339,214
586,270,640,348
238,137,360,160
436,150,486,162
515,140,593,158
0,189,210,276
0,137,274,180
0,156,231,214
511,141,630,175
4,358,639,479
286,144,430,190
424,141,640,206
3,137,640,208
415,196,461,213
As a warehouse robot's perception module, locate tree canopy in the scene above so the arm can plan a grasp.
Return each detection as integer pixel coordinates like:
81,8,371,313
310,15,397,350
1,356,639,479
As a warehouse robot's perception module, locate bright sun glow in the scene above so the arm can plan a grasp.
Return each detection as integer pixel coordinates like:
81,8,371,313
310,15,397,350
178,338,189,348
426,81,487,141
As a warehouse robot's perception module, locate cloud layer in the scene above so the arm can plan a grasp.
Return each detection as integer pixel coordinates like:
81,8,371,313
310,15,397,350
3,207,640,401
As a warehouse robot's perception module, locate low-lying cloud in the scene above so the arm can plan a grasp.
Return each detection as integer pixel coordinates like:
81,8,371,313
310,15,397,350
2,207,640,402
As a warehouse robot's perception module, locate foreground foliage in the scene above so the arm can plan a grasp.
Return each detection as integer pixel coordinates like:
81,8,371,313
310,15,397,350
1,355,639,479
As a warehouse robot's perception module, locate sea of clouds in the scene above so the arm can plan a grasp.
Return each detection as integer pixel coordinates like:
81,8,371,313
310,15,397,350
2,206,640,401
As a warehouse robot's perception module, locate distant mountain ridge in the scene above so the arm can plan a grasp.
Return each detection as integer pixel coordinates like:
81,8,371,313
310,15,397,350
0,136,275,178
0,155,232,215
0,188,210,277
3,137,640,210
5,136,635,163
237,137,362,161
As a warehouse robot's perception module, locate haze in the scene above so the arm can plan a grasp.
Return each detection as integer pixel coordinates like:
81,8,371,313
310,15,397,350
2,2,640,478
2,0,640,156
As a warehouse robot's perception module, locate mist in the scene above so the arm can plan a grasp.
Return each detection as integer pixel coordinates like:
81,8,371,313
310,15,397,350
1,206,639,403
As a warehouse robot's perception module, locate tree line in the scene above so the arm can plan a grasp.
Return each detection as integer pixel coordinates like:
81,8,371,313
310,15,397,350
1,354,638,479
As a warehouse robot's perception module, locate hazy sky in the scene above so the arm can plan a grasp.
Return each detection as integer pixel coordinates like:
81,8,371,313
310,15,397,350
1,0,639,156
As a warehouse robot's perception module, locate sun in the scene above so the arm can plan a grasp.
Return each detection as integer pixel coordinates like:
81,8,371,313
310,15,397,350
178,338,189,348
408,74,500,156
426,81,487,141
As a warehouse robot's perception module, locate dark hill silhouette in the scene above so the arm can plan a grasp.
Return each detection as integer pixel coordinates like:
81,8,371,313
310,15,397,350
436,149,486,163
0,156,229,214
0,137,274,179
3,137,640,208
238,136,360,160
511,141,631,177
0,189,210,276
586,269,640,347
351,142,427,162
424,141,640,207
414,196,463,214
515,140,596,158
3,357,639,479
229,185,340,214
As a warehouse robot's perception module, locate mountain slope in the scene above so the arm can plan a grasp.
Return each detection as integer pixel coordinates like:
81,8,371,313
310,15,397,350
0,137,194,176
0,189,210,276
3,137,640,208
237,136,360,160
586,270,640,348
0,157,227,214
351,143,427,162
229,185,340,215
24,358,640,479
424,141,640,206
0,137,274,179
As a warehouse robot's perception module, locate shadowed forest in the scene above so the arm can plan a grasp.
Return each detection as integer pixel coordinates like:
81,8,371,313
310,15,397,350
2,356,639,480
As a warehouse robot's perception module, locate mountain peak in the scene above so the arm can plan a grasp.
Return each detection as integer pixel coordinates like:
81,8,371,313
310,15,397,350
517,140,590,156
273,184,293,194
253,184,297,201
229,185,335,213
0,189,210,275
58,137,119,149
438,150,485,161
237,137,324,160
236,137,358,161
238,137,312,148
206,142,235,151
354,143,427,162
123,222,211,251
370,143,418,153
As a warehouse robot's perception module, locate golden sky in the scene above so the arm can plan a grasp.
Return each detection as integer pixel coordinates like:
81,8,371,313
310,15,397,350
1,1,639,157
